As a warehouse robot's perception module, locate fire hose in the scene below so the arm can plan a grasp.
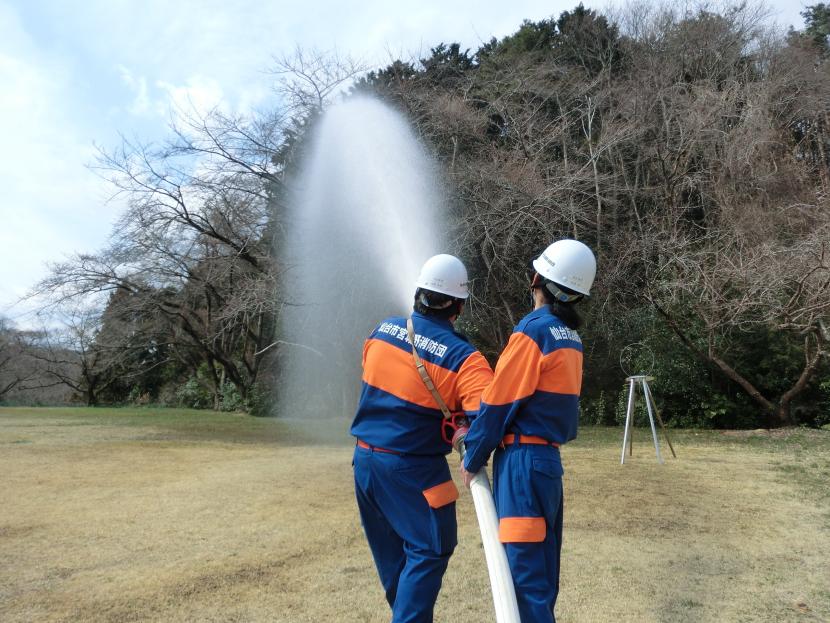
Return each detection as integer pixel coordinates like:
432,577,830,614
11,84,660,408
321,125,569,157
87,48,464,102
452,424,520,623
407,319,520,623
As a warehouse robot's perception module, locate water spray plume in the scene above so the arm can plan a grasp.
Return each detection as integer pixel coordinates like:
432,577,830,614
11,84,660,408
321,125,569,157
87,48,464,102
280,96,521,622
278,97,444,419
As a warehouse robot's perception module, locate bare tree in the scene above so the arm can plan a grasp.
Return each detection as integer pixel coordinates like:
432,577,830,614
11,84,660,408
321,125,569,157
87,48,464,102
270,47,368,114
625,4,830,424
23,48,375,411
358,2,830,425
0,318,33,400
647,223,830,424
25,305,123,406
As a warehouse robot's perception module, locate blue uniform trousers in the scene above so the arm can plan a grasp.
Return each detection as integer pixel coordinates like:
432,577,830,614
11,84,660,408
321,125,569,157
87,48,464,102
493,443,564,623
353,445,457,623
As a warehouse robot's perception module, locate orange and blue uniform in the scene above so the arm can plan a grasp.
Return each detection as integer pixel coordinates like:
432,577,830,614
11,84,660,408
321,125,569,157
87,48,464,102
351,311,492,623
463,306,583,623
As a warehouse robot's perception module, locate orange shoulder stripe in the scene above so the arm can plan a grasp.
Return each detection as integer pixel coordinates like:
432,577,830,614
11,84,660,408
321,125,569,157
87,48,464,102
362,338,459,410
361,338,371,368
537,347,583,395
456,351,494,412
481,332,542,406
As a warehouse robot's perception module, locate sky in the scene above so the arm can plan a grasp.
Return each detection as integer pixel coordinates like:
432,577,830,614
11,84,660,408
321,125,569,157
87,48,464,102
0,0,809,325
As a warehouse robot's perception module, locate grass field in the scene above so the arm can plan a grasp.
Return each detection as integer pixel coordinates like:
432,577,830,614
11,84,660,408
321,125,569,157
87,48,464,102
1,407,828,622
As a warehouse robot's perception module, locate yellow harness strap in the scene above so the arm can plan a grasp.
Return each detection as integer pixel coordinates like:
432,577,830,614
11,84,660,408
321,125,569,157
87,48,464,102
406,317,453,420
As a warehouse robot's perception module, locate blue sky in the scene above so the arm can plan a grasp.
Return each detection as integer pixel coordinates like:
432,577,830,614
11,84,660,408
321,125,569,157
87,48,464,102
0,0,808,324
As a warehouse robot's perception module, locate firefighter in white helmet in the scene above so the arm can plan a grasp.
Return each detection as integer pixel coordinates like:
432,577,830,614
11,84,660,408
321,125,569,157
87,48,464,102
351,254,494,623
461,239,596,623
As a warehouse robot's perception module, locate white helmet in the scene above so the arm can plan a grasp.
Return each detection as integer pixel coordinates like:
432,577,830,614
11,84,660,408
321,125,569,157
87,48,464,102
415,254,469,299
532,239,596,296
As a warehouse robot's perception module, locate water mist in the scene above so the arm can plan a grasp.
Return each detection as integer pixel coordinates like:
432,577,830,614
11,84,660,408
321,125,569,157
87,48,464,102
278,97,445,419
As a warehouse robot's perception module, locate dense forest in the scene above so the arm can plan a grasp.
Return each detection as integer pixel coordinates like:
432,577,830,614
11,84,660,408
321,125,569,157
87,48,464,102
2,2,829,428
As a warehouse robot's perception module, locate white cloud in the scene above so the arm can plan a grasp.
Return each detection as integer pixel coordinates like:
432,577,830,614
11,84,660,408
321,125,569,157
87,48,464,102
117,64,151,116
120,66,242,121
0,3,115,324
156,75,226,118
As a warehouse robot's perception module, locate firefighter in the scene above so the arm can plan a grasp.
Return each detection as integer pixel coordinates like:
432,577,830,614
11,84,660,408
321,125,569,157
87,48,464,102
460,239,596,623
351,254,494,623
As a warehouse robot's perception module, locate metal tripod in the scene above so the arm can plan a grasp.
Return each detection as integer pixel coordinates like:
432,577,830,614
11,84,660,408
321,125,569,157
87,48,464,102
620,375,677,464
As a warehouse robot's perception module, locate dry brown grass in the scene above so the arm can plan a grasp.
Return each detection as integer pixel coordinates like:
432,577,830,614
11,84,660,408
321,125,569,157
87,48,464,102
1,408,828,622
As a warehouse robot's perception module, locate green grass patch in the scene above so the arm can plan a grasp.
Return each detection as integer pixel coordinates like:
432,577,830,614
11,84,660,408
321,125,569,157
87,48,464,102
3,407,828,454
0,406,353,447
575,424,830,453
571,425,724,447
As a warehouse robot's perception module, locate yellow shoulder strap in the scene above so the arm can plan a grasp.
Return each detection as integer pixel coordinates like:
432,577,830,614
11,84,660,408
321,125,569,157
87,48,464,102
406,317,453,420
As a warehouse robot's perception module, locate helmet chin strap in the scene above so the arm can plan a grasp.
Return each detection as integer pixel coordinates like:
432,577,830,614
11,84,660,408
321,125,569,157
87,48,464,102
531,273,582,304
545,282,582,303
419,292,454,309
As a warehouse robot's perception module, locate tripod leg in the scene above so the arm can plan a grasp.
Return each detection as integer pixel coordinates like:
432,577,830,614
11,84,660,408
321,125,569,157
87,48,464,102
643,381,677,459
642,379,663,464
629,380,636,457
621,378,635,464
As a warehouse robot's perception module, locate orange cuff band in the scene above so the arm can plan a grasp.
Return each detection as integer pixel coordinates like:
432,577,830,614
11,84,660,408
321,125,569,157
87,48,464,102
499,517,546,543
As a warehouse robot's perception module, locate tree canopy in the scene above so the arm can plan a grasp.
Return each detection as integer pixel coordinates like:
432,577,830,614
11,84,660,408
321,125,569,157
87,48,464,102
7,3,829,429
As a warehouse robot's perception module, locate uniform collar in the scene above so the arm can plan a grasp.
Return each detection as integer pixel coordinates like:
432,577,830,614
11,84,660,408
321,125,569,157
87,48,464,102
525,306,554,322
411,311,453,329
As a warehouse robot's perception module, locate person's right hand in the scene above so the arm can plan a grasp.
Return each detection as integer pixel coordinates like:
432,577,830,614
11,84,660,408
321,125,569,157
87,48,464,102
460,465,476,488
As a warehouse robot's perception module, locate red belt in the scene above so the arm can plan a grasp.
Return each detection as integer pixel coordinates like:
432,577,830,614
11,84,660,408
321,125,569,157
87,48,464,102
357,439,400,454
501,434,560,448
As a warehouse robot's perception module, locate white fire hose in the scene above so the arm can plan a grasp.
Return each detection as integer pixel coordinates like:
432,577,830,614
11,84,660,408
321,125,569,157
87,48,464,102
404,319,519,621
454,432,520,623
